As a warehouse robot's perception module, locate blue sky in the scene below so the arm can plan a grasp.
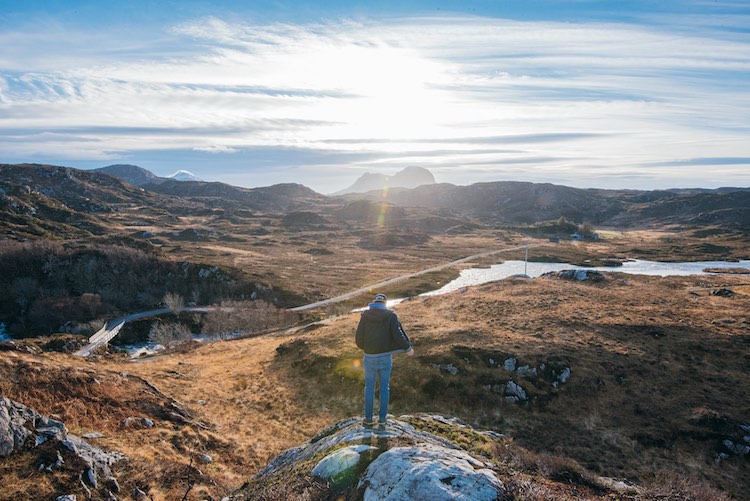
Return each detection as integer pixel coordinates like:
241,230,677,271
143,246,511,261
1,1,749,192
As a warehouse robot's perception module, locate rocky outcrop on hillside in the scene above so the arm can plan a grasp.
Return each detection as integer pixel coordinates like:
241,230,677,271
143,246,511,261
231,414,640,501
232,414,504,500
0,397,124,497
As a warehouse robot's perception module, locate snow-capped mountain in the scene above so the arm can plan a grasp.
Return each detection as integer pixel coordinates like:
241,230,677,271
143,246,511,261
168,170,203,182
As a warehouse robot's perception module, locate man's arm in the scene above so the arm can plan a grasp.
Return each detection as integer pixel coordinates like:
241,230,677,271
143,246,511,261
390,313,413,351
355,315,366,350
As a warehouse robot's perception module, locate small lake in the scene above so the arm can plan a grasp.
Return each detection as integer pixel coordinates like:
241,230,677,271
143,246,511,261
421,259,750,297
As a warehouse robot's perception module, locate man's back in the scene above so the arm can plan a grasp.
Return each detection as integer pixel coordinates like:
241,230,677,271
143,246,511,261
356,307,410,355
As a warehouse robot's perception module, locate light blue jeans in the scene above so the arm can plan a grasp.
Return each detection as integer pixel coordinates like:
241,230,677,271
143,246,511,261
363,354,392,422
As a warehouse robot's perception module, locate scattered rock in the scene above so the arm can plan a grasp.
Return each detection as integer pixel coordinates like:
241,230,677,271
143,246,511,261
56,496,76,501
1,398,124,498
196,453,213,464
559,367,571,384
1,397,40,456
86,467,98,487
82,432,105,439
516,365,537,378
431,363,459,375
120,417,154,429
504,381,528,402
711,288,735,297
132,487,148,500
503,357,517,372
54,449,65,469
723,439,750,456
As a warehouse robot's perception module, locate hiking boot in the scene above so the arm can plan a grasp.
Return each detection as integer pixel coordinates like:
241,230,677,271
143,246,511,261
363,418,374,428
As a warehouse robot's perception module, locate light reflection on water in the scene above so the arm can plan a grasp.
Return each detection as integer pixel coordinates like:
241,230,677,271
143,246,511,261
421,259,750,297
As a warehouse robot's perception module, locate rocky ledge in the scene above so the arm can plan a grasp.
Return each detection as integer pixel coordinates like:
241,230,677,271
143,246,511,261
231,414,638,501
0,397,124,499
231,414,503,501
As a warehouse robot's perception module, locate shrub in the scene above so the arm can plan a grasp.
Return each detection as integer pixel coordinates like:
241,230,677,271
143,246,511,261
202,300,297,338
148,321,193,349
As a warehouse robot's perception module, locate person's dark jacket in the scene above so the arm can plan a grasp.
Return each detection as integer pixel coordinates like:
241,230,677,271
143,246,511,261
355,307,412,355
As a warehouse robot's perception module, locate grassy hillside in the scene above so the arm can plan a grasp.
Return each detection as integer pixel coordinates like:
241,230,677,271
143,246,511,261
1,271,748,499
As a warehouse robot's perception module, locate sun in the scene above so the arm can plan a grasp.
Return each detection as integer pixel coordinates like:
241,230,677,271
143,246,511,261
302,43,455,143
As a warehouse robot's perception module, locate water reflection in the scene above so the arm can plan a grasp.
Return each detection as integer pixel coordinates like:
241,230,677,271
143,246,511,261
422,259,750,297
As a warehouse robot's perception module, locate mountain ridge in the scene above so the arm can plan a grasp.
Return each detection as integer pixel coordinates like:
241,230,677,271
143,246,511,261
3,163,749,238
332,165,436,195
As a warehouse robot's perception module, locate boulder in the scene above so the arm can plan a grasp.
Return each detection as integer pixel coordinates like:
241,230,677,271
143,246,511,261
504,381,527,402
312,444,376,482
0,397,123,491
1,398,33,456
431,363,459,375
246,415,504,500
357,444,503,501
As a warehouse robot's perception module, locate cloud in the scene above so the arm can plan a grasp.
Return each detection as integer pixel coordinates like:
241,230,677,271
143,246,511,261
193,144,239,154
0,12,749,189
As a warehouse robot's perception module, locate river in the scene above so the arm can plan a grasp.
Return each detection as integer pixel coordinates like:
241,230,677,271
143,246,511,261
421,259,750,297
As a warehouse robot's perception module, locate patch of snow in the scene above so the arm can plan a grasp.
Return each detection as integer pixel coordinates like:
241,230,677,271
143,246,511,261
167,170,203,182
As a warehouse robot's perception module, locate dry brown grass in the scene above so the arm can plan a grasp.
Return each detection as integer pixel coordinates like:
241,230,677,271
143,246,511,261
3,237,750,499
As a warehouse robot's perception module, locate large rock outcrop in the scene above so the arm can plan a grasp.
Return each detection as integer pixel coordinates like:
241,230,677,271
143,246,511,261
233,414,505,500
232,414,641,500
0,397,124,494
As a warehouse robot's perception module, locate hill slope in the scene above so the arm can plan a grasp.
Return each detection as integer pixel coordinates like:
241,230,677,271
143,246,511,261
343,180,750,231
1,271,746,499
93,164,165,186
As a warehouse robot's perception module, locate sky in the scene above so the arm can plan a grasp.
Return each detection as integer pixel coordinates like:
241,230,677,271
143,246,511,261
1,1,749,193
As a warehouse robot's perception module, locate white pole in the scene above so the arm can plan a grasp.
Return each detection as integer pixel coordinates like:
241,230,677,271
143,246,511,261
524,245,528,276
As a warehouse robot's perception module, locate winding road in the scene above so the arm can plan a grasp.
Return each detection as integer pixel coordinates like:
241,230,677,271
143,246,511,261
73,243,542,357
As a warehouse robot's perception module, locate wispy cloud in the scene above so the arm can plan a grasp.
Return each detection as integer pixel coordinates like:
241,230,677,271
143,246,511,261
0,12,748,190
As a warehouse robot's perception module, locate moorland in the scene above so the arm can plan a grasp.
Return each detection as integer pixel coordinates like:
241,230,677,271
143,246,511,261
0,162,749,500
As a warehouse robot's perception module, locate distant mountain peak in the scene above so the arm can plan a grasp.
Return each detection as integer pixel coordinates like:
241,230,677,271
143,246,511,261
168,170,203,182
333,166,436,195
93,164,164,187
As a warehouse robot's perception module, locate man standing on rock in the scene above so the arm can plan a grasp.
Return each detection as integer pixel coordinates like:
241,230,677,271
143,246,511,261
355,293,414,427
